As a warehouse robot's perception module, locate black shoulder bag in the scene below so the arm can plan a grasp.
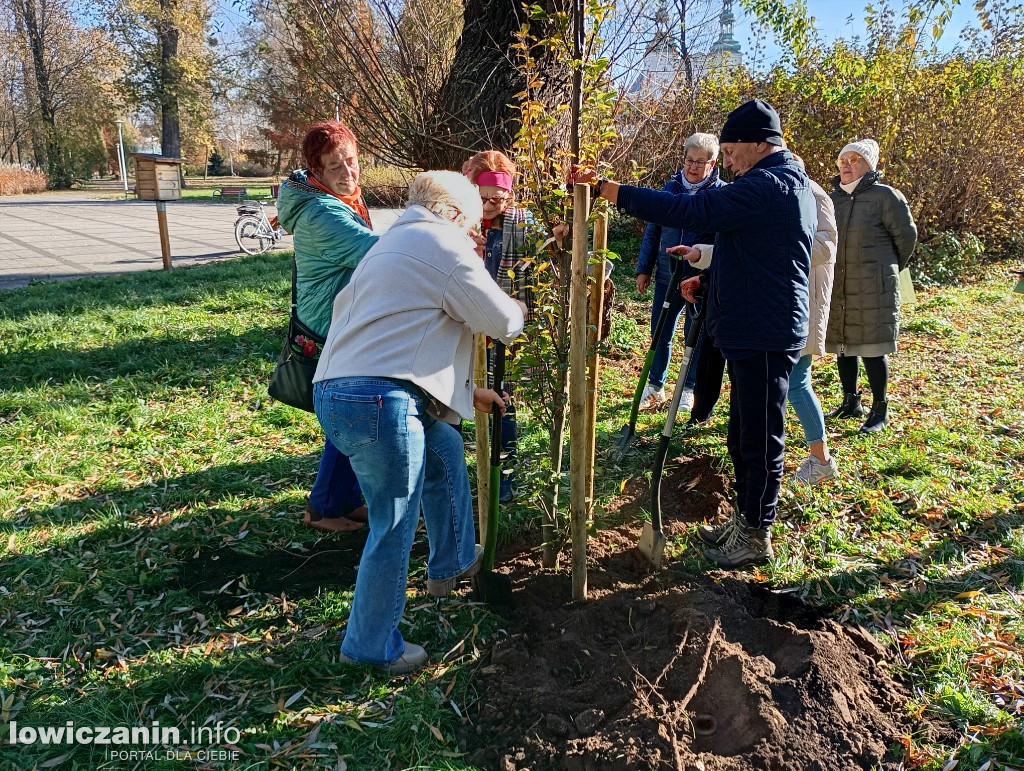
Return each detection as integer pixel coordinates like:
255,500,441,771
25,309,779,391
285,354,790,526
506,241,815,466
267,258,325,413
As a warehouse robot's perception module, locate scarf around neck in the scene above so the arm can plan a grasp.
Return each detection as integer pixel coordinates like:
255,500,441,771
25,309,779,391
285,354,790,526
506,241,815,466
679,175,706,192
306,174,372,228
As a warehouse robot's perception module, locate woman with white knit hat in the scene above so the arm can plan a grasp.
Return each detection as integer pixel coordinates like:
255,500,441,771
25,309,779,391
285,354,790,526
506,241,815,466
826,139,917,433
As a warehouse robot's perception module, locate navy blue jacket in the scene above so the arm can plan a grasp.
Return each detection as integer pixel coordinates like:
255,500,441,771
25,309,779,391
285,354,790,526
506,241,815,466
636,167,726,285
617,150,815,352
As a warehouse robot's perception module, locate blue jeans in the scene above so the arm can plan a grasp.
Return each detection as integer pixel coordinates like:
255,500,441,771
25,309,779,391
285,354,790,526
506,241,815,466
649,280,701,390
314,377,478,666
787,354,826,446
308,438,363,518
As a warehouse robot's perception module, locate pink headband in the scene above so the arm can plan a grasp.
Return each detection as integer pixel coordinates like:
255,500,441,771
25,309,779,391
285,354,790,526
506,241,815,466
475,171,513,191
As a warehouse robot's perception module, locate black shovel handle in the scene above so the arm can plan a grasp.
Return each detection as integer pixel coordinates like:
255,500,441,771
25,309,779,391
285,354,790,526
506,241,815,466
490,341,505,467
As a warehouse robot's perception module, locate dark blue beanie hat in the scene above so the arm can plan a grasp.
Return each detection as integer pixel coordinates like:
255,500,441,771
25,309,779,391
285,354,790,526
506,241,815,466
720,99,785,146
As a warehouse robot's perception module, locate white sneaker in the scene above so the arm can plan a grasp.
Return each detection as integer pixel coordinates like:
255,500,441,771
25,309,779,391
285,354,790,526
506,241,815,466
641,384,666,406
678,387,694,411
794,455,838,485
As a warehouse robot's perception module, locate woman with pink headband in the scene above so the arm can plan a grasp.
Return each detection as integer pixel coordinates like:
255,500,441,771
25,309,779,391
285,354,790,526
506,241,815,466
461,151,531,503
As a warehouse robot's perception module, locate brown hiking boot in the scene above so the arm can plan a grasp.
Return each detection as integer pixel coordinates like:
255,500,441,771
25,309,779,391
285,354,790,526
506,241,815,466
696,505,743,547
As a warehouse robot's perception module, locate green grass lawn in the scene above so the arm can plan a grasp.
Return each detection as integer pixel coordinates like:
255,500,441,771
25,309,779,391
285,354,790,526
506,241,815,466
1,250,1022,769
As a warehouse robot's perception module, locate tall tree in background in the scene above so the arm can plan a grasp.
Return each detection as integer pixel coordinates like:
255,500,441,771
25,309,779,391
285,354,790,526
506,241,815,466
261,0,569,169
106,0,213,162
5,0,116,187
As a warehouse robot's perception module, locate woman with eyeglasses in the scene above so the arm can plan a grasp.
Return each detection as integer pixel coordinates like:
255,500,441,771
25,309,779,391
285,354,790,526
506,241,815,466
277,121,379,533
635,132,726,412
826,139,917,433
461,151,531,503
312,171,526,674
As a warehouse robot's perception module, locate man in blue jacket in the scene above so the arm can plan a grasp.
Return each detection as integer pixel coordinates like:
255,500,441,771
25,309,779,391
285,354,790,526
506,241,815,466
575,99,815,568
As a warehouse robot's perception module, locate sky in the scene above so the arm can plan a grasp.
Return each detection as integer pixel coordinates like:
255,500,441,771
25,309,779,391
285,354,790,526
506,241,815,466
731,0,985,64
205,0,989,71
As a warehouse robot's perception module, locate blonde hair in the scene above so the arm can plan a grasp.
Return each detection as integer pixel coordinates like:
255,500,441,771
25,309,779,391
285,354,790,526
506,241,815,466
406,171,482,232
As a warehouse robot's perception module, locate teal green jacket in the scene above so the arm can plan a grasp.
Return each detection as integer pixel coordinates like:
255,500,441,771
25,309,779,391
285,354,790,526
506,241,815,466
276,170,379,338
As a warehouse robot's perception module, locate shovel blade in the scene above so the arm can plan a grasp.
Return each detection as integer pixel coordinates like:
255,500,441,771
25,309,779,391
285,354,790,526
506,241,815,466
612,423,638,459
637,522,667,569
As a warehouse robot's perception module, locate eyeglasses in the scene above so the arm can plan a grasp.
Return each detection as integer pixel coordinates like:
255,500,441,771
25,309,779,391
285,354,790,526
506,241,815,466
480,194,510,205
683,158,715,167
836,155,863,168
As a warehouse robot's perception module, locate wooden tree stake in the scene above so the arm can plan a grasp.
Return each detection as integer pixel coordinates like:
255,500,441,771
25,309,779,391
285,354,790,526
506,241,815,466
569,183,591,601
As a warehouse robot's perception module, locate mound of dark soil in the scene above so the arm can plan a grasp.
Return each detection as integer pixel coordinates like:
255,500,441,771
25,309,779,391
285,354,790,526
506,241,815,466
461,456,917,771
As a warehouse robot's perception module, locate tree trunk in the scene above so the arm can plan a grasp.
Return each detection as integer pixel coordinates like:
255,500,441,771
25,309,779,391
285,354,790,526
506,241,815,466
541,405,566,568
16,0,71,187
541,241,573,568
420,0,570,169
157,0,182,159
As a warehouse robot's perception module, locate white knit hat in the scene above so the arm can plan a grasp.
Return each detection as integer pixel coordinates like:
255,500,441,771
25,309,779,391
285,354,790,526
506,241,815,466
838,139,880,170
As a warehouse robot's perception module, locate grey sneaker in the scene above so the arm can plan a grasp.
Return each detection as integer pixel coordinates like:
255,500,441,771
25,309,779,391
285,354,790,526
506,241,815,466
704,526,773,569
696,506,743,547
426,544,485,597
340,642,428,675
794,454,838,485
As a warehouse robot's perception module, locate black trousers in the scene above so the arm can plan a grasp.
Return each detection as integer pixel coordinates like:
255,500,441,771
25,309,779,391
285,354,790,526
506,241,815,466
726,350,799,529
690,335,726,424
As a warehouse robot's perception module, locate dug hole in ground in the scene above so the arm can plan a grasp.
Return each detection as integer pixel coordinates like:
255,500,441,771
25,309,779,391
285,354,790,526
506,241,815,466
458,455,952,771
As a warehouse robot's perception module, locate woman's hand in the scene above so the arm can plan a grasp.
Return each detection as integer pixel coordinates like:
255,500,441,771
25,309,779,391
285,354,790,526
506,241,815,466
679,276,702,304
552,221,568,248
636,273,651,294
469,229,486,259
666,245,701,262
474,387,507,414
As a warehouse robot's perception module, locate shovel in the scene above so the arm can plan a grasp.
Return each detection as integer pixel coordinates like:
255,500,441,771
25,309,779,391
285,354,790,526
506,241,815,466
612,256,691,459
472,340,514,606
638,302,705,568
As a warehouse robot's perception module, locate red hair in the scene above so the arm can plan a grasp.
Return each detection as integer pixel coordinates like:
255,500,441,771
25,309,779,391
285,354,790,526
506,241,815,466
461,150,517,185
302,121,358,177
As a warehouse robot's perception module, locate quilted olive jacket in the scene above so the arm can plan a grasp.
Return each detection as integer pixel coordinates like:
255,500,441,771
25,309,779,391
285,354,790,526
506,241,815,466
827,171,917,348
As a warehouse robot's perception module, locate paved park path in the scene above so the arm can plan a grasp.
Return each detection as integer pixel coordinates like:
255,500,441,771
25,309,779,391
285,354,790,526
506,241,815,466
0,189,399,292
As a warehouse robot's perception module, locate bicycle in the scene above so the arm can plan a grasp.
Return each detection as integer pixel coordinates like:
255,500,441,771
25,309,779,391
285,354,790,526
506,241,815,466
234,200,286,255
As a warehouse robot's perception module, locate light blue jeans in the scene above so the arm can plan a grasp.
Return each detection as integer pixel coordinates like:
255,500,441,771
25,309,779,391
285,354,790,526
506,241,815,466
314,377,478,666
649,279,702,390
787,354,826,446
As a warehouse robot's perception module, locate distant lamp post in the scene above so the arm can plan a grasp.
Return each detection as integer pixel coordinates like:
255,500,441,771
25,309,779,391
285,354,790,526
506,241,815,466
115,119,129,196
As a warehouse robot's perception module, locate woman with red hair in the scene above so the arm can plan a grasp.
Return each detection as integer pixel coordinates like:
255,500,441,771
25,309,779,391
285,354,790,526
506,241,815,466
276,121,380,531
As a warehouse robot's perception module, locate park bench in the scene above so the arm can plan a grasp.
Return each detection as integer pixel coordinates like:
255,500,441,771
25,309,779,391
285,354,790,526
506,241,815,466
212,186,248,201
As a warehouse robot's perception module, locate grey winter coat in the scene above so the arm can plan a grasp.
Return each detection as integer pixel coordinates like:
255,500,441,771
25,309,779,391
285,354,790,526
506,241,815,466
827,171,917,348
